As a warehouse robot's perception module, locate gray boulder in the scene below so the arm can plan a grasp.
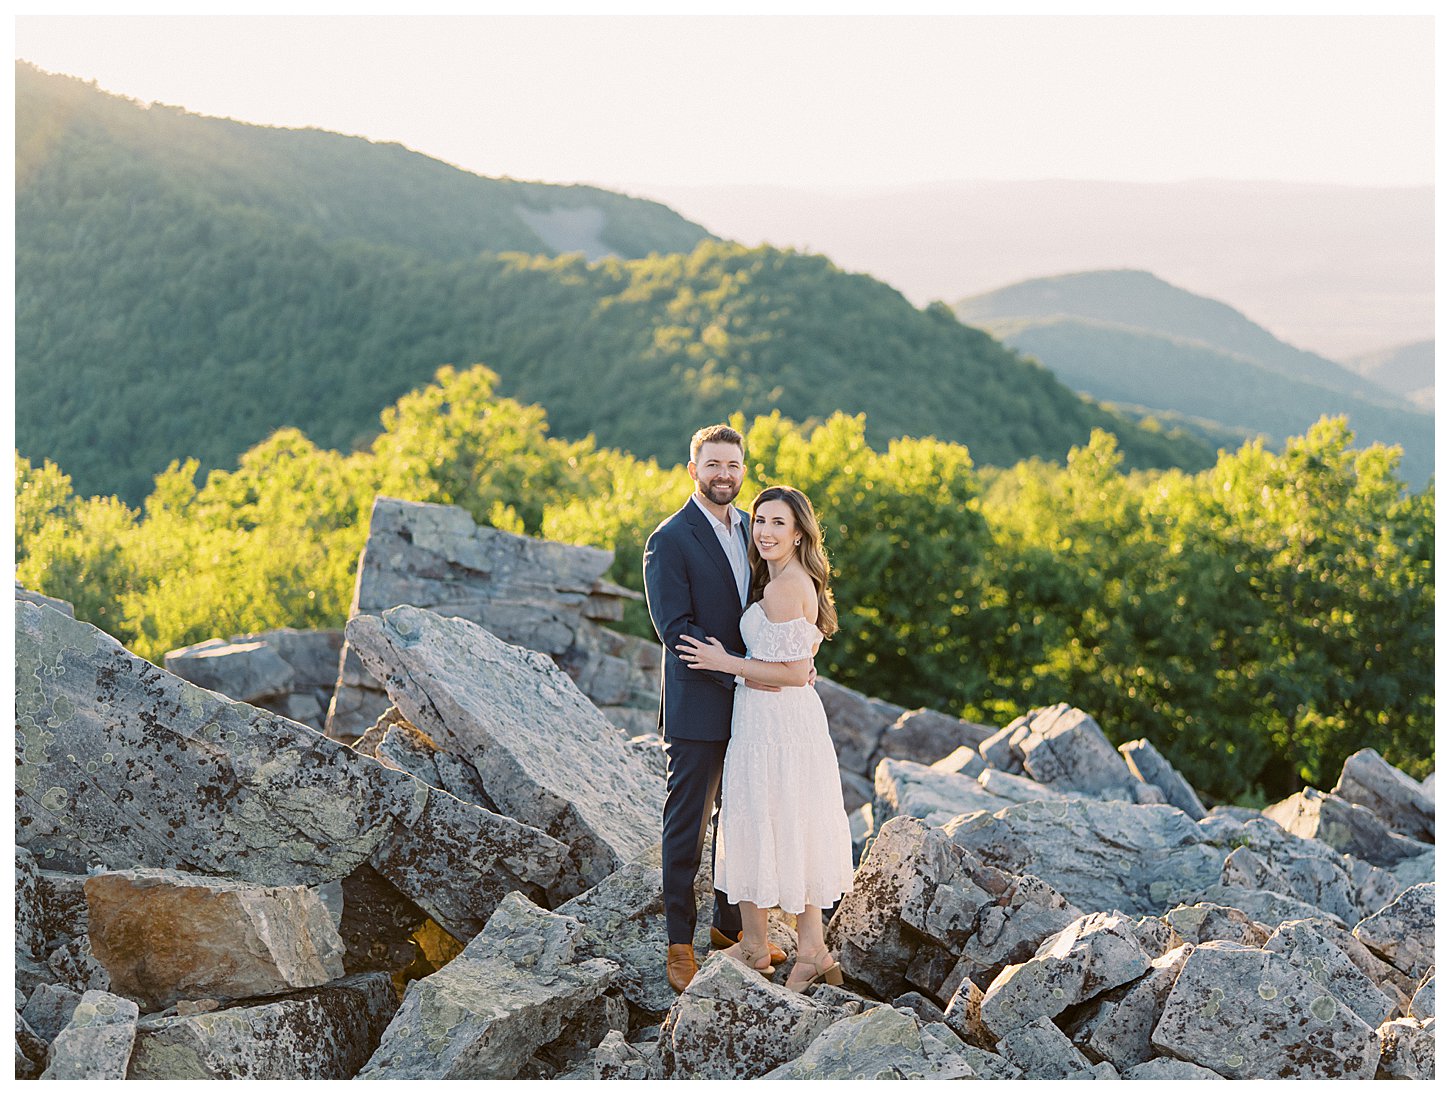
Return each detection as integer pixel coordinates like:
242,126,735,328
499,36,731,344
815,677,905,775
868,707,995,771
825,816,1080,999
370,718,494,810
582,1029,662,1080
14,599,564,941
127,973,397,1079
931,745,988,779
1118,738,1207,820
46,935,110,993
1014,704,1136,796
1188,884,1345,930
761,1005,979,1079
976,767,1076,804
163,638,295,703
1410,968,1434,1021
15,846,44,961
979,911,1151,1038
1214,822,1360,924
358,892,617,1079
659,952,836,1079
39,990,139,1080
1122,1057,1223,1079
16,1011,46,1080
1354,882,1435,982
945,798,1222,916
84,868,346,1011
1064,943,1194,1071
976,720,1029,774
1332,748,1434,842
1150,940,1380,1079
1162,902,1269,947
872,757,1007,828
1376,1016,1435,1080
19,982,81,1045
347,604,661,889
998,1014,1116,1079
1263,787,1431,868
15,582,74,616
1263,919,1396,1028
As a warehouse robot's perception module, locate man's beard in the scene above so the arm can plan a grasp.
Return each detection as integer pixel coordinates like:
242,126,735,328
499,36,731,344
701,478,740,505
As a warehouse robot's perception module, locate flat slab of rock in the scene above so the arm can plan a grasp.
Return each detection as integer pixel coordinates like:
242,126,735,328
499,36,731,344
1263,919,1396,1028
1410,969,1434,1021
1162,902,1269,947
761,1005,980,1079
326,497,651,738
15,582,74,616
659,953,836,1079
40,990,139,1080
945,798,1222,916
980,911,1151,1038
14,601,562,942
128,973,397,1079
1263,787,1432,868
1151,940,1380,1079
347,605,661,888
826,816,1080,999
358,892,617,1079
1119,738,1207,820
163,639,295,703
85,868,345,1011
20,982,82,1045
1332,748,1434,843
1122,1057,1223,1079
873,757,1008,828
1353,882,1435,982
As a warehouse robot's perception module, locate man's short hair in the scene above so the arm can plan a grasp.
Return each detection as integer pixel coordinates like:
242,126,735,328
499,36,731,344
690,424,744,463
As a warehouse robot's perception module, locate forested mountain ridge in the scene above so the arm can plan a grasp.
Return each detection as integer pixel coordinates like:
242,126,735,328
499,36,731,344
16,63,1212,502
16,61,712,261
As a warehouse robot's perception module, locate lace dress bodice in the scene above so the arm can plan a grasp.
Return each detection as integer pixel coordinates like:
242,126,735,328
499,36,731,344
739,601,822,664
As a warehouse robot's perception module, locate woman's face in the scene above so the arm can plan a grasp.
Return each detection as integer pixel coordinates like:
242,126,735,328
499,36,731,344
752,499,799,564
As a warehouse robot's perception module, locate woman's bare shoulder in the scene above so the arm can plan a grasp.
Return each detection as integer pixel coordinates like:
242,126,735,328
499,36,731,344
762,569,817,624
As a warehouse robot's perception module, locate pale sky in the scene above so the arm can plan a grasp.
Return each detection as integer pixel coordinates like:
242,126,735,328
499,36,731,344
12,14,1435,190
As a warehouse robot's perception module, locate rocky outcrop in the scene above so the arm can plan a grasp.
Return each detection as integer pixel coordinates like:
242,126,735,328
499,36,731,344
1150,940,1381,1079
1333,748,1435,843
346,604,661,889
127,974,397,1079
15,596,564,939
1118,737,1207,819
166,628,344,732
325,497,653,739
1263,787,1432,868
944,799,1223,916
358,892,618,1079
872,757,1007,828
1353,882,1435,983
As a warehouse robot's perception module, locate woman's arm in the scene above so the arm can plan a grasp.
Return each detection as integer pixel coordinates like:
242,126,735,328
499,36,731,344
676,635,813,687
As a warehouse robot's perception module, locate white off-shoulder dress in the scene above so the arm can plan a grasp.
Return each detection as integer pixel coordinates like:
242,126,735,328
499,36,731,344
714,601,855,914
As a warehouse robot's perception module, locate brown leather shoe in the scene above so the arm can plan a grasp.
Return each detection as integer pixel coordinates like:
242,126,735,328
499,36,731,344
710,927,786,966
667,944,698,993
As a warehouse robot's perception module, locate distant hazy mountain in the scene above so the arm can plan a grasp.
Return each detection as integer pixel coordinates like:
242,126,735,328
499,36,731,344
956,270,1403,405
954,271,1432,486
635,179,1432,361
1346,340,1435,410
15,63,1211,502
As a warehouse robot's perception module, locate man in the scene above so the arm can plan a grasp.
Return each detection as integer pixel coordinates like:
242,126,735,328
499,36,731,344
643,424,789,993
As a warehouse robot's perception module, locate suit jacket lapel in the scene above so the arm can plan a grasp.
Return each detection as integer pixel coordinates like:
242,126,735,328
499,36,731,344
686,499,743,604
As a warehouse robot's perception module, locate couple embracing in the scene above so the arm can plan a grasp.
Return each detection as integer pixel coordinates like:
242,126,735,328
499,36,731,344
643,424,854,996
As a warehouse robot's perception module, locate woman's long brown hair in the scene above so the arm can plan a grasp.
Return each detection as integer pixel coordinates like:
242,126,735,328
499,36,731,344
746,485,838,639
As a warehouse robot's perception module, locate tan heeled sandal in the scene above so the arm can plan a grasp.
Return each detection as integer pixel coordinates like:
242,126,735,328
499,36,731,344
786,950,843,992
722,940,776,977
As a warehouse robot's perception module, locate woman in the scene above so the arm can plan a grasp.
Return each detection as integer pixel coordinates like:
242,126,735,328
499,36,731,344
676,485,854,991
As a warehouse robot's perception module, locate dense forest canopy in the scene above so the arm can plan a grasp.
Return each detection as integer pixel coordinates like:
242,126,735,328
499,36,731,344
16,366,1433,807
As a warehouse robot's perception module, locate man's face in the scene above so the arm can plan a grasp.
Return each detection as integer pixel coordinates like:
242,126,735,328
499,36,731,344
689,442,744,506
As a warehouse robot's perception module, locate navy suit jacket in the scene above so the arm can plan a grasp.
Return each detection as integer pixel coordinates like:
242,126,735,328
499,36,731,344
643,498,750,743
